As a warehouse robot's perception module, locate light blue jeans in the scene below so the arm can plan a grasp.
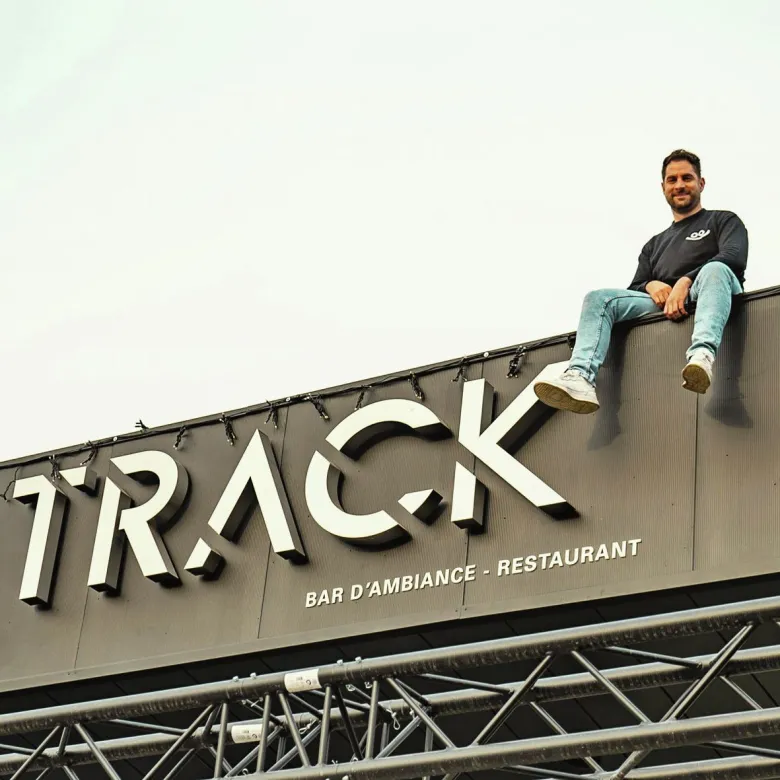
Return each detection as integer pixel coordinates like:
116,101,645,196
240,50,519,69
569,262,743,385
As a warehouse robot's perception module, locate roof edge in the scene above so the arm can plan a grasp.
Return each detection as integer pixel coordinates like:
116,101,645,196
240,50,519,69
3,283,779,470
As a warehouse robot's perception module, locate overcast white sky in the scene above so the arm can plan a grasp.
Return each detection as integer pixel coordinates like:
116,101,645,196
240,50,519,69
1,1,778,462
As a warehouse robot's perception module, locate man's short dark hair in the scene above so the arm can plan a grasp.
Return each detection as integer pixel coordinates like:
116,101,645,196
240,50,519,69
662,149,701,179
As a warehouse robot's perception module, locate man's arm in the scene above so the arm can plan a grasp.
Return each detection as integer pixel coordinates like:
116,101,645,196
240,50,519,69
628,244,654,291
664,276,692,321
629,242,671,306
684,212,749,284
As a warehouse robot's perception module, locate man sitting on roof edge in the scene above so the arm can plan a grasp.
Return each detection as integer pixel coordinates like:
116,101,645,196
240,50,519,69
534,148,749,414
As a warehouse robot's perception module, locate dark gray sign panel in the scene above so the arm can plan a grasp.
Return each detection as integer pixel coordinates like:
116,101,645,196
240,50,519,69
0,294,775,692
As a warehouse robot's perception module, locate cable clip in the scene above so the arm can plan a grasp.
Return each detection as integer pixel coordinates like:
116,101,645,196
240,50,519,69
265,402,279,429
507,346,527,378
220,414,237,446
451,358,468,383
173,426,188,450
408,373,425,402
48,455,61,481
80,441,98,466
308,395,329,421
1,467,21,501
355,386,371,410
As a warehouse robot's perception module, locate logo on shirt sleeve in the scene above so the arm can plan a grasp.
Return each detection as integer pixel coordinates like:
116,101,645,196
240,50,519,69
685,229,711,241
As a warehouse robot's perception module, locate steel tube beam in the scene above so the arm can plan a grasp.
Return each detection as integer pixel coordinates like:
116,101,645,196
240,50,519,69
207,744,231,775
257,693,272,773
0,747,32,758
571,650,649,724
707,740,780,760
288,695,322,720
611,623,757,780
609,756,780,780
231,706,780,780
471,653,554,746
604,645,702,668
141,705,215,780
213,704,230,779
8,728,59,780
721,677,763,710
5,639,780,776
423,642,780,715
56,726,71,759
226,747,260,778
385,680,453,750
74,724,122,780
624,757,780,780
392,680,429,709
502,765,592,780
316,686,332,767
4,615,780,779
163,749,197,780
0,733,192,773
228,727,278,778
334,688,362,760
418,673,512,695
4,595,780,737
267,726,320,772
441,656,557,780
309,690,372,716
503,757,780,780
375,717,420,760
667,624,756,721
364,682,379,761
276,693,310,768
528,703,602,774
110,721,185,737
161,749,196,780
607,644,765,711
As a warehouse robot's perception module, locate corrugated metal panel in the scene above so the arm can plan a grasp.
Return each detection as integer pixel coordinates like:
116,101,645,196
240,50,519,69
74,414,285,670
694,297,780,574
0,450,105,688
463,322,696,613
258,376,470,641
4,293,780,692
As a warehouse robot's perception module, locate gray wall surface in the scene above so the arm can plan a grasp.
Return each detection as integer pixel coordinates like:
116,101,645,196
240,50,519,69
0,293,776,693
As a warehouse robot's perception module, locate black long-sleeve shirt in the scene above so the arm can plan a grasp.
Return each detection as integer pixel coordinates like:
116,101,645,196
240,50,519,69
628,209,748,292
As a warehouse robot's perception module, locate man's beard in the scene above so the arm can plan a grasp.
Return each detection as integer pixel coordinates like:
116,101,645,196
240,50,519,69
667,191,700,214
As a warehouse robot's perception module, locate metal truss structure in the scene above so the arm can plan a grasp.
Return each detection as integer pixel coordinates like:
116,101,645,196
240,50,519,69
7,595,780,780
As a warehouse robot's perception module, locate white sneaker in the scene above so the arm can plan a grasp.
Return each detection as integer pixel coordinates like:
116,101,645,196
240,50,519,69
533,369,600,414
682,349,715,394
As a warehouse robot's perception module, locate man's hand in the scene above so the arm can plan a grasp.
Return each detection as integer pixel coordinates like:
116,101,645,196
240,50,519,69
664,277,693,321
645,280,672,306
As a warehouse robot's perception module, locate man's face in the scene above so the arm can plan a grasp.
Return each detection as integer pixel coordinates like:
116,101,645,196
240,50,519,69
662,160,705,215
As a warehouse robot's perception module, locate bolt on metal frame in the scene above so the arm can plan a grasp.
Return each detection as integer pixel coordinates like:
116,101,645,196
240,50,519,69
5,595,780,780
